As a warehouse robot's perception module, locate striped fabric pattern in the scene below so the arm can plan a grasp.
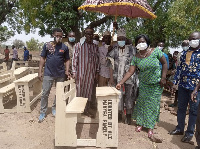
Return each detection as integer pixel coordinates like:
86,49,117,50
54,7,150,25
72,42,99,101
131,48,163,129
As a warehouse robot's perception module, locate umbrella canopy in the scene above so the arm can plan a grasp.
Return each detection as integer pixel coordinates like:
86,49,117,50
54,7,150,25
78,0,157,19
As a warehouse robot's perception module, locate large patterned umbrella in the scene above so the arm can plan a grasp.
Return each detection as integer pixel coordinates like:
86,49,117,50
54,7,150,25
78,0,157,20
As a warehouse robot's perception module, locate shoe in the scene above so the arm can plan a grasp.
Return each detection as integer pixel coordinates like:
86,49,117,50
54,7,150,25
38,113,46,123
181,134,193,143
126,114,132,125
169,129,184,135
52,108,56,117
148,130,162,143
135,126,143,132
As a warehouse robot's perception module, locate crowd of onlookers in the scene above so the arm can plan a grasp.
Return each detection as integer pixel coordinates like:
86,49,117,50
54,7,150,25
2,26,199,148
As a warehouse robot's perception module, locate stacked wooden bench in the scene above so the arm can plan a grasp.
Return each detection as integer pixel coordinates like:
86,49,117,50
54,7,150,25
55,79,120,148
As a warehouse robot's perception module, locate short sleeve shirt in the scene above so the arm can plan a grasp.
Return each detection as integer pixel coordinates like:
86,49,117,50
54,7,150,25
41,42,70,78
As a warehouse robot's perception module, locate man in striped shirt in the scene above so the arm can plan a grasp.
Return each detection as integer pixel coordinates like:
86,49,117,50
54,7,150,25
72,27,99,115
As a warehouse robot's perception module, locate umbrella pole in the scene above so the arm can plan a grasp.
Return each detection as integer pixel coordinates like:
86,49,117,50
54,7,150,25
111,15,117,45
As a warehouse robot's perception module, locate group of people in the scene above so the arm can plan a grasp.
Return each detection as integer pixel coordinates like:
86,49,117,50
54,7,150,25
3,45,30,69
37,26,200,148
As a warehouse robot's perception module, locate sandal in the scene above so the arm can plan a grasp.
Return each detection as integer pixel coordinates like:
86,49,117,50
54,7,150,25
148,130,162,143
135,126,142,132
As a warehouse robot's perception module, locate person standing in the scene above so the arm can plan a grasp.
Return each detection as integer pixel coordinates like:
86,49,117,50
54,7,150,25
4,46,10,61
170,32,200,143
98,30,112,87
116,34,167,142
107,28,138,125
10,45,18,69
72,27,99,116
64,31,76,73
157,42,169,69
38,28,70,123
23,47,29,61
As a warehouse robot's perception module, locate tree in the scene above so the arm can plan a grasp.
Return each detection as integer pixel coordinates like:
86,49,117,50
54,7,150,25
13,39,25,48
26,38,42,51
0,26,14,43
18,0,113,41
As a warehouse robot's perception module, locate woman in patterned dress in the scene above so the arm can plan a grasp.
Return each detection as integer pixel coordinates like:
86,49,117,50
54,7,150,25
116,34,167,142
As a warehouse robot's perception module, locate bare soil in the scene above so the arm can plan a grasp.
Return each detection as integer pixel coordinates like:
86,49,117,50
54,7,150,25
0,88,197,149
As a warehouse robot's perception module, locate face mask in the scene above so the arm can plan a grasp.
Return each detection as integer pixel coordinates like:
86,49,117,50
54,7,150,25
189,40,200,48
54,37,62,43
68,37,75,42
105,44,109,49
93,40,99,45
136,43,148,51
118,41,125,47
157,46,164,51
182,46,189,51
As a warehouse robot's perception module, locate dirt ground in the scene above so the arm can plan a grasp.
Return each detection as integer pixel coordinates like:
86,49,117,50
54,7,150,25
0,87,197,149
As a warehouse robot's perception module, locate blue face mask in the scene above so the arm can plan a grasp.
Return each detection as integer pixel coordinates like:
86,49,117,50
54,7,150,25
68,37,75,42
118,41,125,47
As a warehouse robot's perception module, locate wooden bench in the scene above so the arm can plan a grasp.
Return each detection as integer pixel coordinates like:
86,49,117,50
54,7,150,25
55,79,88,147
0,83,16,113
55,80,120,148
0,62,7,73
14,67,30,80
14,73,42,113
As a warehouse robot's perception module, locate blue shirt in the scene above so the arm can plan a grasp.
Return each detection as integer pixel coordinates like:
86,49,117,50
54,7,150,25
24,50,29,61
173,47,200,90
41,42,70,78
159,52,169,69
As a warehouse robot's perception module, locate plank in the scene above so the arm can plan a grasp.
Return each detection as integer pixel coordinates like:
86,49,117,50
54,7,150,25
0,83,15,94
77,139,96,146
14,73,38,83
96,87,121,97
66,97,88,113
14,67,29,75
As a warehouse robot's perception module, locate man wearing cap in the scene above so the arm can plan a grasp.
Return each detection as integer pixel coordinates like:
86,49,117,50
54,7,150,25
64,31,76,73
23,47,29,61
107,28,138,125
98,30,113,86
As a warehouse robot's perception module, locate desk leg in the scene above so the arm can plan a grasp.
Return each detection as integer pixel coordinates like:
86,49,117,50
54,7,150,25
0,94,4,113
96,95,118,148
16,83,31,113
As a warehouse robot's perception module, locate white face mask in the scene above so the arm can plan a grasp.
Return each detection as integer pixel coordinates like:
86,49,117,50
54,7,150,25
105,44,109,49
189,40,200,48
157,46,164,51
182,46,189,51
54,37,62,43
93,40,99,45
136,43,148,51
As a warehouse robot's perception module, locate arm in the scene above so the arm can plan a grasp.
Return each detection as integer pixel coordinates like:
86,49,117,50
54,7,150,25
38,57,46,81
191,82,200,102
116,65,136,90
72,43,79,79
65,59,70,76
159,55,167,87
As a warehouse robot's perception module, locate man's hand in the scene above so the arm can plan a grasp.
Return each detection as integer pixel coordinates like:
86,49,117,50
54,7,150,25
38,72,43,81
65,71,71,79
116,83,122,90
191,90,198,102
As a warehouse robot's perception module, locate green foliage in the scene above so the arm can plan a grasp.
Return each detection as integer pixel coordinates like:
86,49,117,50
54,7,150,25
13,39,25,48
0,26,14,42
26,38,43,51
